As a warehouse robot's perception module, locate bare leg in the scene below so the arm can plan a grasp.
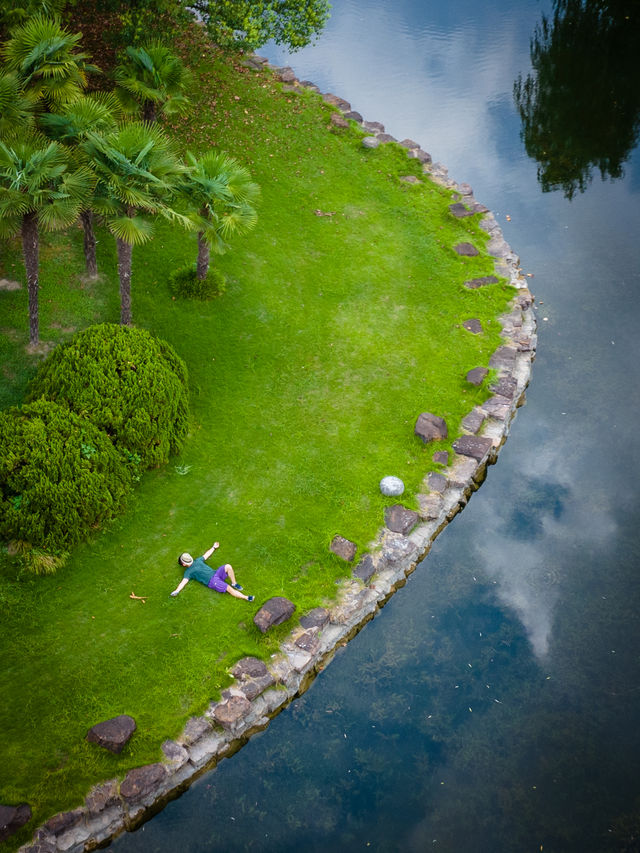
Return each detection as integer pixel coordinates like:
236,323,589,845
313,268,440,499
224,564,237,586
225,584,250,601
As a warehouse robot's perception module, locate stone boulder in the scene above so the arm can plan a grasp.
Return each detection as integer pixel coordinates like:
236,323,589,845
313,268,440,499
449,202,474,218
461,409,485,434
86,714,136,754
120,764,166,803
344,110,363,122
43,808,84,836
362,136,380,149
466,367,488,385
230,656,275,700
462,319,483,335
464,275,498,289
85,779,120,817
427,472,448,494
299,607,330,629
379,475,404,496
453,434,493,460
0,803,32,842
330,535,357,562
454,242,479,256
330,113,349,129
212,695,251,729
322,93,351,111
353,554,376,584
294,631,320,654
254,596,296,633
414,412,448,443
432,450,449,465
384,505,419,535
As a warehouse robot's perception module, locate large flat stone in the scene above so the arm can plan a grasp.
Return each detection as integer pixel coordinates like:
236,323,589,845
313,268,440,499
453,434,493,460
86,715,136,754
461,409,485,434
330,535,357,562
464,275,499,289
466,366,488,385
384,505,419,534
85,780,119,817
454,242,479,256
0,803,32,842
427,472,448,493
322,93,351,111
489,346,517,369
212,695,251,729
462,319,483,335
120,764,166,803
300,607,330,629
449,202,474,218
231,656,269,680
353,554,376,584
415,412,448,443
254,596,296,633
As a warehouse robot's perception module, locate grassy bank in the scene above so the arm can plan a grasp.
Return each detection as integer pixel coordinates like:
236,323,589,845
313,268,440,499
0,17,514,847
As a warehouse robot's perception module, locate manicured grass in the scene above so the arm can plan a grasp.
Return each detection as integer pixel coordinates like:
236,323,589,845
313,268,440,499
0,19,514,847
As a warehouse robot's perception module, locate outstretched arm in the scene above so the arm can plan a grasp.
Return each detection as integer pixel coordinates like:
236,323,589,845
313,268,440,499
203,541,220,561
170,578,189,597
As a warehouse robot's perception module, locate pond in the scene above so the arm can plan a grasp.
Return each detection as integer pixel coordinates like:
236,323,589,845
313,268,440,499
111,1,640,850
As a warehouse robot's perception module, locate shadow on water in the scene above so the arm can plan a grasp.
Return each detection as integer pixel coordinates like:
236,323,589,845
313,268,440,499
514,0,640,199
110,1,640,851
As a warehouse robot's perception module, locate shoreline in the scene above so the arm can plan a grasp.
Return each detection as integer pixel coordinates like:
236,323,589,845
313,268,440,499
11,58,536,853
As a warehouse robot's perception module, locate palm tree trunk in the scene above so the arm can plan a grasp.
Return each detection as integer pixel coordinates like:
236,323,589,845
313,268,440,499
21,210,40,345
116,236,133,325
80,209,98,277
196,231,210,281
142,100,157,123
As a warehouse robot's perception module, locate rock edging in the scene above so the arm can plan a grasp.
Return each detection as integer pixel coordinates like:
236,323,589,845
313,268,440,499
15,57,535,853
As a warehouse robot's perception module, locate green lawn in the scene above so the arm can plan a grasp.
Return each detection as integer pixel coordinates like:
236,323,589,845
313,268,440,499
0,21,514,847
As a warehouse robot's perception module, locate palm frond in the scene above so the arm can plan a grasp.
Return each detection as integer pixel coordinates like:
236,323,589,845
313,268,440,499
107,214,154,245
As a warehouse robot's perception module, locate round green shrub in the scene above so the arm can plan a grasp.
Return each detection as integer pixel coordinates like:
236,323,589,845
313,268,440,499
27,323,190,469
168,265,226,300
0,400,133,562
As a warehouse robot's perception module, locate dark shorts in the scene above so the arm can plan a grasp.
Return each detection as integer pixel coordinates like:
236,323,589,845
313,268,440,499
207,565,229,593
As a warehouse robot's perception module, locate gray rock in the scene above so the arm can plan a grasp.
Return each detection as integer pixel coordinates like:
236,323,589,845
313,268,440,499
213,695,251,729
299,80,320,91
330,113,349,128
295,631,320,654
466,366,488,385
454,242,479,256
427,472,448,494
254,596,296,633
414,412,448,443
517,288,534,309
399,175,421,184
449,202,474,218
376,133,397,143
21,840,56,853
458,182,473,195
180,716,212,746
322,93,351,111
453,434,493,460
364,120,385,132
161,740,189,771
380,536,420,567
461,409,485,434
490,375,517,398
433,450,449,465
384,505,419,534
409,148,432,163
330,535,357,562
489,346,517,370
343,110,363,122
462,318,483,335
232,656,269,680
274,66,296,83
418,494,443,519
299,607,330,629
86,714,136,754
380,475,405,496
353,554,376,584
471,202,489,213
362,136,380,149
240,674,275,701
85,780,119,816
464,275,499,289
400,138,420,149
0,803,32,842
120,764,166,803
43,808,84,836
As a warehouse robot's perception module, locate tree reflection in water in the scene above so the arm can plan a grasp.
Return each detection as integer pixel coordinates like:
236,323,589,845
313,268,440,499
514,0,640,199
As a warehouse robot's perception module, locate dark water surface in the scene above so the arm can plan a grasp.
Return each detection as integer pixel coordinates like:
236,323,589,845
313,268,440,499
112,1,640,850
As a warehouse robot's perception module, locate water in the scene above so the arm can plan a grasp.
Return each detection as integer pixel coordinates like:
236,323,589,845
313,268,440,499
111,1,640,850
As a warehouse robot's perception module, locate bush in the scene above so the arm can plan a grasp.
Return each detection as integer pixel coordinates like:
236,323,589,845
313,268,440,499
0,400,133,564
168,265,226,301
27,323,190,469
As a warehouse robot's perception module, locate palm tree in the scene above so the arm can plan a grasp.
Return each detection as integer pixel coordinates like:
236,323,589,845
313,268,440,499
1,14,98,112
81,121,191,325
0,130,94,344
114,42,191,123
183,151,259,281
0,70,34,138
39,93,122,276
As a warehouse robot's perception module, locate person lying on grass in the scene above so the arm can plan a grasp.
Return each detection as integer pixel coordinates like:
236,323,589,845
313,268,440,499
170,542,255,601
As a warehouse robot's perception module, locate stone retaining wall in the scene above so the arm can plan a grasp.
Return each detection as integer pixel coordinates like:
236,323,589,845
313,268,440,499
15,57,535,853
